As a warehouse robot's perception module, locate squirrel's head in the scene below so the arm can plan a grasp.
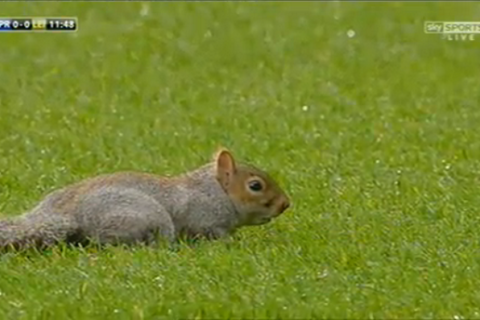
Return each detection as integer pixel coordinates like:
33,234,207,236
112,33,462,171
214,148,290,226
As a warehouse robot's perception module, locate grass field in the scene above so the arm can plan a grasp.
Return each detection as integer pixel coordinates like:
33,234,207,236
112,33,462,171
0,1,480,319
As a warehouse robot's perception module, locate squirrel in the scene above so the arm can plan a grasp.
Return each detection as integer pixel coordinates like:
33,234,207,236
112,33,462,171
0,148,290,251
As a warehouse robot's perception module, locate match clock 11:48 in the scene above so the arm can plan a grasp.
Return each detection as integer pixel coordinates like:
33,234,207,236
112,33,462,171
46,18,77,31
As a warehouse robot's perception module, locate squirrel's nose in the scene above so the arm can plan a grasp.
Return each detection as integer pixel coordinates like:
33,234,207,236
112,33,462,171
278,197,290,214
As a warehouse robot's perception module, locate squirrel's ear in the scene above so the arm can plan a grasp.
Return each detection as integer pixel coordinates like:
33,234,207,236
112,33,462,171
214,148,237,188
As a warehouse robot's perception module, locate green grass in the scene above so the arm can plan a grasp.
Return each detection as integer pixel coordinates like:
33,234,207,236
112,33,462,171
0,1,480,319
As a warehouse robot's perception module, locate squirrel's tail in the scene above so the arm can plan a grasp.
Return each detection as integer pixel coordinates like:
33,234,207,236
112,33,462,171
0,212,75,251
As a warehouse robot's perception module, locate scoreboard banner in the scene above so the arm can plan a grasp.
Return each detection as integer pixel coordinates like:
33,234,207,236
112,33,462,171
0,17,78,32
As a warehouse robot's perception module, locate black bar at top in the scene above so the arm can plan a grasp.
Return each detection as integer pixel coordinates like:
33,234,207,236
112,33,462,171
45,18,77,31
11,19,33,31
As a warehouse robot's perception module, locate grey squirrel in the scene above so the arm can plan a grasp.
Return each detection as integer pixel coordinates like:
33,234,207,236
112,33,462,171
0,148,290,251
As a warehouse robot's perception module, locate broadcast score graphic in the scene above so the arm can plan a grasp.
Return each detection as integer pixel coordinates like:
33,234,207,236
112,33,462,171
0,17,78,32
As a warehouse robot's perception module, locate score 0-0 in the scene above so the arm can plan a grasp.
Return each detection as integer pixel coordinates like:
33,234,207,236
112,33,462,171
0,17,78,32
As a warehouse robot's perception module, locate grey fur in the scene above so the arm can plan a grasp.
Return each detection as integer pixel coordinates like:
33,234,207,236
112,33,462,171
0,158,288,251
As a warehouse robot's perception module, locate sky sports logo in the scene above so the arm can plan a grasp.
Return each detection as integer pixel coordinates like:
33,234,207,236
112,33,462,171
424,21,480,41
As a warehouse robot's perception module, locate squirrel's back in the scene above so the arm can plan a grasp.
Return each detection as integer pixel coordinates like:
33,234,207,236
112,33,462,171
41,171,175,214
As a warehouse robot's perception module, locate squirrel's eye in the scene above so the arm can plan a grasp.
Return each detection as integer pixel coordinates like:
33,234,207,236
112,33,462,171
248,180,263,192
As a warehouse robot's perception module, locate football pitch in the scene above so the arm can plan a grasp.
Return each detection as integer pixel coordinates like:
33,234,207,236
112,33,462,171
0,2,480,319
